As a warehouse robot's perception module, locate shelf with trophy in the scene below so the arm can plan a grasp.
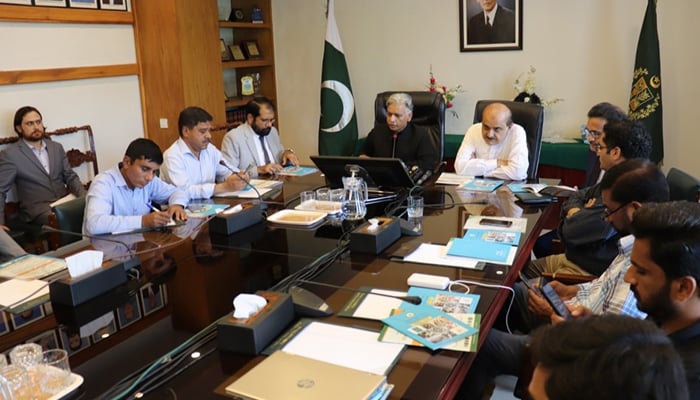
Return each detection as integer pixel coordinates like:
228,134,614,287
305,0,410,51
218,0,277,125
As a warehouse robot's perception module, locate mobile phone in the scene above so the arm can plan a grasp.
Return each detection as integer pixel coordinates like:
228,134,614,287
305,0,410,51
518,271,543,296
479,218,513,227
541,282,573,319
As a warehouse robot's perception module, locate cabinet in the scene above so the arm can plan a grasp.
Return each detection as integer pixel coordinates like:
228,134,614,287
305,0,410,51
218,0,277,125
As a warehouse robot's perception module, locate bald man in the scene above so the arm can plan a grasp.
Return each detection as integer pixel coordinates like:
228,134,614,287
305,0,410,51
454,102,528,180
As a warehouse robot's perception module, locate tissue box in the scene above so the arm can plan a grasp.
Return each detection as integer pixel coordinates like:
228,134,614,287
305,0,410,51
49,260,128,306
217,291,294,355
52,283,131,326
209,203,264,235
350,217,401,254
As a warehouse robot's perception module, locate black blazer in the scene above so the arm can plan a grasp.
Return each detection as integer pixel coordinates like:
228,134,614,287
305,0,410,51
467,6,516,44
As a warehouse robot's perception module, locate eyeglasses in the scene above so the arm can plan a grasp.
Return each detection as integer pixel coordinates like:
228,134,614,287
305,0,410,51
603,201,630,218
595,144,608,152
257,117,276,125
583,127,603,139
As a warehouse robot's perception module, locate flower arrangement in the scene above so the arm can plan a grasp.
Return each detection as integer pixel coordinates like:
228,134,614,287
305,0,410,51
428,65,464,118
513,65,564,107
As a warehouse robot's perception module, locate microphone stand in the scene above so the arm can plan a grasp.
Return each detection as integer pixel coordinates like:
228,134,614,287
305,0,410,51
41,225,136,260
219,160,266,210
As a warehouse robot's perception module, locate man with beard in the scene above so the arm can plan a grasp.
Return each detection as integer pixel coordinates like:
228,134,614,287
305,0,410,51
221,97,298,177
623,201,700,397
0,106,86,236
160,106,248,199
458,158,669,399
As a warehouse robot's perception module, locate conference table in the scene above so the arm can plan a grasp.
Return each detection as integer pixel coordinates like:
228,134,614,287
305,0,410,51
61,171,556,399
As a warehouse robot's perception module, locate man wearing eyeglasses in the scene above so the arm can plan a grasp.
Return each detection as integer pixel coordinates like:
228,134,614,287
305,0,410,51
221,97,298,177
581,102,627,186
526,118,652,278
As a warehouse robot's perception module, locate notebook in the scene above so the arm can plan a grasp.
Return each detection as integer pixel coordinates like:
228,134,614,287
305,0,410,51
226,351,387,400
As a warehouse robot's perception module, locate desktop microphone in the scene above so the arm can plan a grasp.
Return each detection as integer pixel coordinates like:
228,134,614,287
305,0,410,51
41,225,135,259
219,160,266,209
295,279,422,305
392,133,398,158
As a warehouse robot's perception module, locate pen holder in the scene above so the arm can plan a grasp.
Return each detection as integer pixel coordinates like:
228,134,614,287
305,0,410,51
217,291,294,355
209,202,264,235
350,217,401,254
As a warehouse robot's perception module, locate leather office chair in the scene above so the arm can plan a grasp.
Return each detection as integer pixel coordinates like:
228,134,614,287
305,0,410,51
473,100,545,181
47,196,86,250
374,91,446,161
667,167,700,202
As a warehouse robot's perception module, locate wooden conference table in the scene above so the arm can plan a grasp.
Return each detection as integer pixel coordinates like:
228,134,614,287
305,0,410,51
64,171,556,399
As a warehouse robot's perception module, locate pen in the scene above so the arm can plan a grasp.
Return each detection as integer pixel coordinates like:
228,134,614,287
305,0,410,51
146,203,162,213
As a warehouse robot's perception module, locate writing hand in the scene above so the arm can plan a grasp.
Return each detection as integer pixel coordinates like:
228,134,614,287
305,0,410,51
142,211,172,227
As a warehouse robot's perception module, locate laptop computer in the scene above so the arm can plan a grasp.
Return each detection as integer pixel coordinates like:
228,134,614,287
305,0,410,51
225,350,387,400
310,156,417,189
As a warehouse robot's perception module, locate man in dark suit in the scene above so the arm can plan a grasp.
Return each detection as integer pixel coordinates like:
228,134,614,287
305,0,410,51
0,106,86,237
467,0,516,44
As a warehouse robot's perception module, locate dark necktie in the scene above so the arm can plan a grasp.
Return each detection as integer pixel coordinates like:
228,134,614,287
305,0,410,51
486,16,492,29
259,135,272,165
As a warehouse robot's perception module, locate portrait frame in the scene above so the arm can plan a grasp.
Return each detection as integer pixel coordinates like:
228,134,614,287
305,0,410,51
33,0,66,7
58,326,90,356
460,0,522,52
98,0,127,11
28,329,60,351
0,0,32,5
229,44,247,61
220,39,232,61
0,312,8,337
91,317,117,344
10,305,45,329
140,283,164,316
241,40,261,59
67,0,97,8
116,294,142,329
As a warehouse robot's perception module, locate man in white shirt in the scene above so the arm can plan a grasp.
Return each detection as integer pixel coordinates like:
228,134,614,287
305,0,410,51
160,106,248,199
454,102,528,180
221,97,298,177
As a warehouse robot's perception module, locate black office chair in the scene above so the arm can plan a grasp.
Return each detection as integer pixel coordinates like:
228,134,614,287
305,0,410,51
47,196,86,250
667,167,700,202
473,100,545,181
374,91,446,161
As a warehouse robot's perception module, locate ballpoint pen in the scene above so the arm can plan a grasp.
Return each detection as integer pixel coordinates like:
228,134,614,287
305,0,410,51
146,203,162,213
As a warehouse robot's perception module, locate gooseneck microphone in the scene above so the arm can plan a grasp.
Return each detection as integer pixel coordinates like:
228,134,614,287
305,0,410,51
295,279,422,305
392,133,398,158
219,160,266,209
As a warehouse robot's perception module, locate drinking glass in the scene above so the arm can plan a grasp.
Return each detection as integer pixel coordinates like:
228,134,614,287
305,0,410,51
35,349,71,395
300,191,316,208
0,365,29,399
329,188,344,202
315,188,331,201
407,196,424,218
9,344,42,369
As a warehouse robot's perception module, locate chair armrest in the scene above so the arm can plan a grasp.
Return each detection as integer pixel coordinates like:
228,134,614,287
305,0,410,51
542,271,596,285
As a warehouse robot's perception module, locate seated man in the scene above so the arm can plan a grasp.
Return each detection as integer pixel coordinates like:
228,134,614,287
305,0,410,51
528,315,687,400
454,102,528,180
359,92,438,171
84,138,188,235
526,118,652,277
0,106,86,234
533,102,626,258
221,97,298,177
160,106,248,199
458,159,669,399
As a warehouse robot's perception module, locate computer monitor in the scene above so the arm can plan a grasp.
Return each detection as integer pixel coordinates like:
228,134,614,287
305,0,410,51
310,156,415,189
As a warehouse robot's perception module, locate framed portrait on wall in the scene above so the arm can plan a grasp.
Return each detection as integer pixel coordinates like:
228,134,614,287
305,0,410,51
460,0,522,52
0,0,33,5
33,0,67,7
99,0,127,11
68,0,97,8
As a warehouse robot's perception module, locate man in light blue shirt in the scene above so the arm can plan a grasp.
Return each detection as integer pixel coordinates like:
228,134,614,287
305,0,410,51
84,138,188,235
160,106,248,199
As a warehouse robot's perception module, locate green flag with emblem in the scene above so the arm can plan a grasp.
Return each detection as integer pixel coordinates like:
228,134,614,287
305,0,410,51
319,0,358,156
628,0,663,163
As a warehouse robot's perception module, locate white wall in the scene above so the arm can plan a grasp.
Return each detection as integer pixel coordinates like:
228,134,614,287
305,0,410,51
0,22,142,171
273,0,700,176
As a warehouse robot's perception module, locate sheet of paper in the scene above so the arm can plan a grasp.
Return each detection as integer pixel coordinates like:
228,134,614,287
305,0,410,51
463,215,528,233
0,254,67,280
281,321,404,376
340,289,407,321
403,243,480,269
49,193,77,208
0,279,50,308
215,179,282,198
436,173,473,186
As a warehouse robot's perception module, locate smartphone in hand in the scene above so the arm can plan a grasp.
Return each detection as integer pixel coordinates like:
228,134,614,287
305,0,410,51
541,282,573,319
518,271,543,296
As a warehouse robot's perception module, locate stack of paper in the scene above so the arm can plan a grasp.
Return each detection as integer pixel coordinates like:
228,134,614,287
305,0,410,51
462,179,504,192
214,179,282,198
